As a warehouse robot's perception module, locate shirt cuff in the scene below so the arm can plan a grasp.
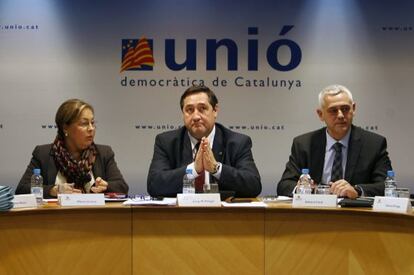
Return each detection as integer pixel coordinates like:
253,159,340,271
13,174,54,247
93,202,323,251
354,185,364,197
211,162,222,179
187,162,200,177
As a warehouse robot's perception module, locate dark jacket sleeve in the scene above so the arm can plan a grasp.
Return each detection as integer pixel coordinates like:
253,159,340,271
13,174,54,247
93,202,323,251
219,135,262,197
277,137,303,196
95,145,129,194
147,134,187,197
16,147,40,195
15,145,56,198
354,136,392,197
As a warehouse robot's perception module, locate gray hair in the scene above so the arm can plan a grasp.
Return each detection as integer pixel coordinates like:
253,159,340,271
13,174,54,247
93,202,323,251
318,84,354,108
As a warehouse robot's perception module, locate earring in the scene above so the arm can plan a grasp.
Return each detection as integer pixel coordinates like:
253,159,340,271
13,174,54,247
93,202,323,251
64,132,68,137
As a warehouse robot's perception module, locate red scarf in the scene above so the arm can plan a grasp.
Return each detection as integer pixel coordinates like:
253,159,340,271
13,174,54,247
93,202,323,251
51,136,97,191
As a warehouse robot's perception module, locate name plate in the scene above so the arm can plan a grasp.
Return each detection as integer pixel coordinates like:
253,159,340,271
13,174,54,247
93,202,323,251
12,194,37,208
293,194,338,208
58,194,105,206
177,193,221,207
373,196,411,214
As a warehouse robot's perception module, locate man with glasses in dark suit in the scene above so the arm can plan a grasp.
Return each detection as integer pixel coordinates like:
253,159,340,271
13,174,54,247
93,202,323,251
277,84,392,198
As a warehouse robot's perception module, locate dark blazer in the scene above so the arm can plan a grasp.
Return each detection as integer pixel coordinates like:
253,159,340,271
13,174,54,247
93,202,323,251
277,125,392,197
16,144,128,198
147,123,262,197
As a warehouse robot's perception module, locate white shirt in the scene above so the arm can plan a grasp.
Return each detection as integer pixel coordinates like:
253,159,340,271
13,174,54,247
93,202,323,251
55,171,95,193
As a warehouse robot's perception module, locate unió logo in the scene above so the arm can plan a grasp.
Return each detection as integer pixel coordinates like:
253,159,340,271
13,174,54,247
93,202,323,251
121,26,302,72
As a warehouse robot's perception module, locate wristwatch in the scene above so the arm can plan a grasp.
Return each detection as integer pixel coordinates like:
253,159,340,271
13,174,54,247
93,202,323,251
212,162,221,174
354,185,362,196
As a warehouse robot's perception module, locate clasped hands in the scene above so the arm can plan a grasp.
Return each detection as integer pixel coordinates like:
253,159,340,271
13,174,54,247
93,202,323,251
67,177,108,193
297,179,358,198
50,177,108,197
90,177,108,193
194,137,218,174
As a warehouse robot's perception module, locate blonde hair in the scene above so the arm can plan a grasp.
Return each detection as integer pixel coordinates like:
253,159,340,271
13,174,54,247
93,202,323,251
55,99,94,137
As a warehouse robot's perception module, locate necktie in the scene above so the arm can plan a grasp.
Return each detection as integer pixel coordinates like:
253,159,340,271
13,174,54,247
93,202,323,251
331,142,343,182
194,142,205,193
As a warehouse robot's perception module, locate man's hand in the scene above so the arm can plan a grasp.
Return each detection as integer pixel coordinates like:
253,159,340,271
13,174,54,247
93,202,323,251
200,137,217,173
330,179,358,198
194,143,204,174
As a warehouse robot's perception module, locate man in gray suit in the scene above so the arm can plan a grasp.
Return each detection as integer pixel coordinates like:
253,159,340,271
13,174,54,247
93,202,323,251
147,85,261,198
277,84,392,198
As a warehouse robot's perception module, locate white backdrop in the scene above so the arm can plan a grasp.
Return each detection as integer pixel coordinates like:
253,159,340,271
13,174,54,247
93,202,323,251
1,0,413,195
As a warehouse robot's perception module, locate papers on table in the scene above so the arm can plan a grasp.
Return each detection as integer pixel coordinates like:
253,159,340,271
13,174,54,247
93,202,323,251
221,201,267,207
123,197,177,206
0,186,14,211
262,195,292,203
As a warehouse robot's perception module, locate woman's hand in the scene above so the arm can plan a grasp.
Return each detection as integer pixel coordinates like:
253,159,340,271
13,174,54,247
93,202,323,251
91,177,108,193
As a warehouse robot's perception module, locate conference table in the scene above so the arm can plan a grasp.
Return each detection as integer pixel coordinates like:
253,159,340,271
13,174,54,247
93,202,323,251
1,201,413,275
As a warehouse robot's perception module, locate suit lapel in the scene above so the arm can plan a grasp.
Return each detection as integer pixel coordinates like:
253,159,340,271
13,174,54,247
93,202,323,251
345,126,361,181
310,129,326,184
47,149,57,185
212,125,225,162
92,149,102,178
181,131,193,165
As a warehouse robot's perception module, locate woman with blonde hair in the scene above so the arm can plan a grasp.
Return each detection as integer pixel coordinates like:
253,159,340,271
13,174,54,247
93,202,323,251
16,99,128,198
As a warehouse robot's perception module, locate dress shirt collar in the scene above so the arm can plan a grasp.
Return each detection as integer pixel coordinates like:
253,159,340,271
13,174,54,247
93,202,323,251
325,127,351,151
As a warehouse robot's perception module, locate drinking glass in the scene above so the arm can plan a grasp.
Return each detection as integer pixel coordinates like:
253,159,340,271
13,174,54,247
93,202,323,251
396,187,410,198
316,185,331,195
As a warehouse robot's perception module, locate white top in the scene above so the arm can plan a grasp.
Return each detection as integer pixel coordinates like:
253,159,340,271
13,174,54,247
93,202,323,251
55,171,95,193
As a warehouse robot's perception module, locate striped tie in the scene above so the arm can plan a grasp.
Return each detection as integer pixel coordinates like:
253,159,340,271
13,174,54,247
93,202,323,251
331,142,343,182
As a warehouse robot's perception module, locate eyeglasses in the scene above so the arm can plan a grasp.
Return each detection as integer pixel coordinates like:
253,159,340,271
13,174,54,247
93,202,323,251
327,105,352,115
77,120,96,129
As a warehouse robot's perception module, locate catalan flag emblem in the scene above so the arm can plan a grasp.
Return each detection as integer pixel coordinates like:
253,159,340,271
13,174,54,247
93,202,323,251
120,38,154,72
